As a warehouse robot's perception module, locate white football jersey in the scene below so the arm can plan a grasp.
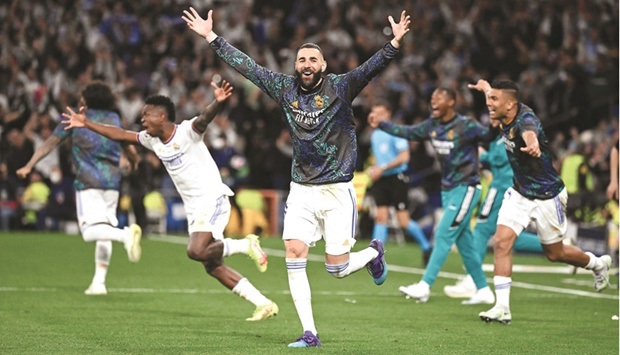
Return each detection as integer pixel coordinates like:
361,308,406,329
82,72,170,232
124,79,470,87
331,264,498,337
137,118,233,215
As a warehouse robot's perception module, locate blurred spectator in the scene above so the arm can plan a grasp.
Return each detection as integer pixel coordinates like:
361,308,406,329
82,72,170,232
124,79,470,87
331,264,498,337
561,142,594,196
272,128,293,190
0,0,617,233
37,166,76,231
1,128,34,199
19,170,49,228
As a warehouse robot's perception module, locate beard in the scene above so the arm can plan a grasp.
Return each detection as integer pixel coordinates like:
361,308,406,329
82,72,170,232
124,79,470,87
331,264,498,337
295,69,323,91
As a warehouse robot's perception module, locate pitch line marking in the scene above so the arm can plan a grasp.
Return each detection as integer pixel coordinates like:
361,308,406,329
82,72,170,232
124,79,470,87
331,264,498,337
144,235,620,300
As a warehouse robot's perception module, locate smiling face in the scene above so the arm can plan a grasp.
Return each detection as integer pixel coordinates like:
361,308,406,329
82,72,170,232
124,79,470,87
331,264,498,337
485,89,516,122
429,89,455,122
295,47,326,91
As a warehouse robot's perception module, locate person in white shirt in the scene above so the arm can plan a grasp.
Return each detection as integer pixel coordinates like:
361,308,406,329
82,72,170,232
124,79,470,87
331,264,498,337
61,80,278,321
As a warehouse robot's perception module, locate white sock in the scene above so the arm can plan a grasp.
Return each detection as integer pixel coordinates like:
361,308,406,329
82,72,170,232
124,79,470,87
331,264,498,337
92,241,112,284
286,258,317,335
222,238,250,257
584,252,602,270
493,276,512,310
352,247,378,269
81,224,127,243
231,278,271,306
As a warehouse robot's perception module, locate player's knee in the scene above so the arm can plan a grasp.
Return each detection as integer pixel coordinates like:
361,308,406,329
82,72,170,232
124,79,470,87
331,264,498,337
203,259,223,275
544,250,562,262
80,224,107,242
286,245,305,258
186,245,205,261
492,235,511,253
325,263,349,278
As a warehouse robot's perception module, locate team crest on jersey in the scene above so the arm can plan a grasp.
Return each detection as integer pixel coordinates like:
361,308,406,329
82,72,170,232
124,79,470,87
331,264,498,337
447,129,454,139
292,101,299,109
173,143,180,151
314,95,324,108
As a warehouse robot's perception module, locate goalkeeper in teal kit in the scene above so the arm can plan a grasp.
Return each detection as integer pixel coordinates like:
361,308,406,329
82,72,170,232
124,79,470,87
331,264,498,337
183,6,410,347
369,87,496,304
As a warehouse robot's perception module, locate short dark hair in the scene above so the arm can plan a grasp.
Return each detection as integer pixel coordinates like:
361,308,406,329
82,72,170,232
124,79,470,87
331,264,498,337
435,87,457,101
297,43,324,57
491,80,520,101
145,95,176,122
82,81,117,111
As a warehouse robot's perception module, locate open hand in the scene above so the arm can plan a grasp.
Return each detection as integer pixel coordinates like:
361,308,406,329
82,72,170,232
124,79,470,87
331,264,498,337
182,7,213,39
389,11,411,44
61,106,87,130
212,80,233,103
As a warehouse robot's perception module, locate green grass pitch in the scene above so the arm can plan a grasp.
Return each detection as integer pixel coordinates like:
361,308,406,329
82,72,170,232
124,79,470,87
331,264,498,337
0,232,618,354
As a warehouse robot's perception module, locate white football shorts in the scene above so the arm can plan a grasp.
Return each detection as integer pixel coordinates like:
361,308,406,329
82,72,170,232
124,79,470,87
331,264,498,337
283,181,357,255
75,189,120,231
497,187,568,245
186,195,231,238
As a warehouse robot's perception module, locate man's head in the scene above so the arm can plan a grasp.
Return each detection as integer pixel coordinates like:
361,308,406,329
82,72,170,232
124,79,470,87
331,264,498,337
486,80,520,122
141,95,175,136
368,100,393,125
430,87,456,122
295,43,326,91
81,81,116,111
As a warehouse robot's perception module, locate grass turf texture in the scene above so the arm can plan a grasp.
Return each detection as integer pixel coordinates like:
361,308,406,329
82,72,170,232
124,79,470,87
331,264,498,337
0,232,618,354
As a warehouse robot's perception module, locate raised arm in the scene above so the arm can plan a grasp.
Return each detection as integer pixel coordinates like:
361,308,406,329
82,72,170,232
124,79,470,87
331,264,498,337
61,107,139,143
192,80,233,134
16,135,62,179
183,8,286,102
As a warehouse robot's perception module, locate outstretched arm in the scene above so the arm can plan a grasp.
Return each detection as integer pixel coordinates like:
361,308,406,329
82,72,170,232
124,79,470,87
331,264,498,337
521,131,541,158
16,135,62,179
192,80,234,134
61,107,139,143
182,8,218,43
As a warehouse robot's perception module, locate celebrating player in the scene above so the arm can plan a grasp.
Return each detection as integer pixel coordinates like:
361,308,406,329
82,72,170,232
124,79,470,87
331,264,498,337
17,81,142,296
62,80,279,321
369,87,495,305
469,79,612,324
182,7,410,347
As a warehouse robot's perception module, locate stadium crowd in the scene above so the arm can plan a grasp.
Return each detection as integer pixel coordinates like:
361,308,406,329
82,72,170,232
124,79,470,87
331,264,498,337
0,0,617,235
